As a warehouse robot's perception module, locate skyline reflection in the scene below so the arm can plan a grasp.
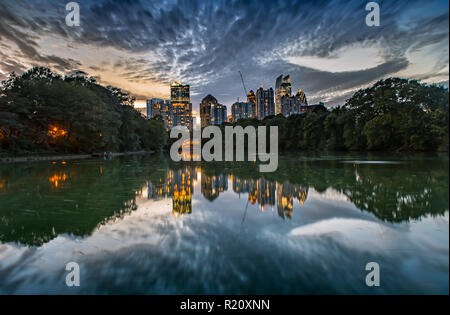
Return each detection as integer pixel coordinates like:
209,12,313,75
0,154,447,294
0,154,447,247
144,166,309,219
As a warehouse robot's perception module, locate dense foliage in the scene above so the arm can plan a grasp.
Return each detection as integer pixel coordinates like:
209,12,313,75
1,70,448,155
0,67,167,155
228,78,449,152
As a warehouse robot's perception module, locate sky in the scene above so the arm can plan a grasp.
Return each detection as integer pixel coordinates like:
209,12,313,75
0,0,448,112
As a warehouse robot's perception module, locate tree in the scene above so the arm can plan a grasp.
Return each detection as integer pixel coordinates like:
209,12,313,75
0,67,167,155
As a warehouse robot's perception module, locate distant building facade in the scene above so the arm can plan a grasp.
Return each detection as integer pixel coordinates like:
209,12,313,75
200,94,227,126
275,75,291,115
146,98,173,130
281,89,308,116
231,101,253,122
200,94,218,127
256,86,275,120
146,98,163,119
247,90,257,118
211,103,227,125
170,82,192,130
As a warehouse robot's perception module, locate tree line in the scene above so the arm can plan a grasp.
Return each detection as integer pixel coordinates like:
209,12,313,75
1,68,448,156
0,67,167,156
228,78,449,152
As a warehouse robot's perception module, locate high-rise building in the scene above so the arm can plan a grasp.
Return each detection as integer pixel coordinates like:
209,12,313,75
200,95,226,127
211,103,227,125
146,98,163,119
200,94,218,127
231,101,253,121
161,100,174,130
281,88,309,116
296,88,307,104
247,90,257,118
223,109,228,123
170,82,192,130
275,75,292,115
147,98,173,130
256,85,275,120
146,99,152,118
275,76,283,115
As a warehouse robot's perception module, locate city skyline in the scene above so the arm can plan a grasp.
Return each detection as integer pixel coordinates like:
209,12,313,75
0,0,448,111
148,73,317,126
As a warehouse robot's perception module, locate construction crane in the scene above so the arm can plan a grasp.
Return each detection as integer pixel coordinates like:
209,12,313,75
239,71,248,99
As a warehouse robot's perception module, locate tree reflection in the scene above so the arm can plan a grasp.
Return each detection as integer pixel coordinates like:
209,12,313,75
0,157,151,245
196,154,448,223
0,153,447,246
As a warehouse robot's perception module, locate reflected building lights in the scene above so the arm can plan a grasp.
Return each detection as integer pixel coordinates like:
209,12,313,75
201,173,228,201
48,172,68,189
147,167,194,216
145,168,309,219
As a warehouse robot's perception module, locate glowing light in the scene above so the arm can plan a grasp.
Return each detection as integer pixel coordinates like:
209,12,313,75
48,126,67,138
0,179,6,193
49,172,68,189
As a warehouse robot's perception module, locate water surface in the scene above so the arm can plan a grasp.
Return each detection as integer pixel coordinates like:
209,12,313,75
0,153,448,294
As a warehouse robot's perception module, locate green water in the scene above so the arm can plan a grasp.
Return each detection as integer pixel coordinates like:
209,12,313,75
0,153,448,294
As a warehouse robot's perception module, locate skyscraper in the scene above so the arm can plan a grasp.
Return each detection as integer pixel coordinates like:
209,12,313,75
161,100,174,130
275,75,282,115
231,101,252,121
200,94,218,127
296,88,307,104
256,85,275,120
200,95,227,126
247,90,257,118
147,98,161,119
281,88,308,116
170,82,192,130
147,98,173,130
275,74,291,115
211,103,227,125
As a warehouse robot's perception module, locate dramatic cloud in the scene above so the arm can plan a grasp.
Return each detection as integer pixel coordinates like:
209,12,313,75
0,0,448,109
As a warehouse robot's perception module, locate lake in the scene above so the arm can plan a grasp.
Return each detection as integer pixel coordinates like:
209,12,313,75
0,153,448,294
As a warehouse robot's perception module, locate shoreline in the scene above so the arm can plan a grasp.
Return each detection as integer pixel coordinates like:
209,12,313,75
0,150,155,164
